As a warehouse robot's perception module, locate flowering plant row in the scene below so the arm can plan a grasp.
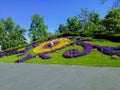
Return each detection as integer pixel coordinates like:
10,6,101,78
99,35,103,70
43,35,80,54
15,53,33,63
92,45,120,55
0,49,18,58
0,42,41,58
63,39,92,58
38,53,52,59
63,39,120,58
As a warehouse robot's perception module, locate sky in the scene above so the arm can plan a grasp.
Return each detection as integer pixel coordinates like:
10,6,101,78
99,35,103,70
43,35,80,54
0,0,113,34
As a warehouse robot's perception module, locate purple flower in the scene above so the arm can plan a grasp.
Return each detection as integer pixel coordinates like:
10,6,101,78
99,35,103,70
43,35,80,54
0,49,18,58
92,45,120,55
49,38,54,41
32,43,41,47
15,53,33,63
19,49,27,53
25,45,33,50
63,41,92,58
39,53,52,59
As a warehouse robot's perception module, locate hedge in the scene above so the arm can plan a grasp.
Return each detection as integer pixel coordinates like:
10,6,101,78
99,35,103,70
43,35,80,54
94,32,120,42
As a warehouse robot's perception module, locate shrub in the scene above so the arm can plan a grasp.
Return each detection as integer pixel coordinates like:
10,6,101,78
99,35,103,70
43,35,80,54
94,32,120,42
57,32,81,38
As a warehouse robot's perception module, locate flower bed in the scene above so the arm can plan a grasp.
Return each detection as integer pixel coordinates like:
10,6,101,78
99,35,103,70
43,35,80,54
13,37,120,63
15,53,33,63
63,39,92,58
0,49,18,58
92,45,120,55
33,38,70,54
63,39,120,58
14,38,71,63
39,53,52,59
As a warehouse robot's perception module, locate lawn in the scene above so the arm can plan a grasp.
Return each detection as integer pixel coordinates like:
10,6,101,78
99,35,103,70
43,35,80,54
0,39,120,67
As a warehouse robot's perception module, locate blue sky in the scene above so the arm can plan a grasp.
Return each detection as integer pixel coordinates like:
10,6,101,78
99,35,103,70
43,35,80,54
0,0,113,33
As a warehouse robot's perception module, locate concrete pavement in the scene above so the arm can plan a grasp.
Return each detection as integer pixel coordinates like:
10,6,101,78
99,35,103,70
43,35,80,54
0,63,120,90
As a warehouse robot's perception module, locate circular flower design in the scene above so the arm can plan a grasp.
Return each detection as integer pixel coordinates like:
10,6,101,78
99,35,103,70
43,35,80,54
64,48,79,58
63,40,92,58
33,38,70,54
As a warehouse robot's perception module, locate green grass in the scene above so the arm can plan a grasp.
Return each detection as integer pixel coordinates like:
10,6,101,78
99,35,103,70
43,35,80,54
0,39,120,67
93,39,120,46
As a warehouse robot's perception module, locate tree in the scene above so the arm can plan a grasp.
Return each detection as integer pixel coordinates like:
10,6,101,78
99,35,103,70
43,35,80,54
88,13,100,25
100,0,120,8
112,0,120,8
103,8,120,32
47,32,54,37
88,13,105,31
78,8,103,32
66,16,82,32
11,25,26,46
5,17,14,34
78,9,101,25
0,19,6,50
77,8,90,26
29,14,48,42
83,22,99,36
0,17,27,50
57,24,68,33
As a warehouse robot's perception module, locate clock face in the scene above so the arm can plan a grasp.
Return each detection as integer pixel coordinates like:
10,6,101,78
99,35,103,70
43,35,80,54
33,38,70,54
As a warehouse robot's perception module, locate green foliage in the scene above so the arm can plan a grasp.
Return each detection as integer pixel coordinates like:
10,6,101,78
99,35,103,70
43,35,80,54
78,9,101,25
56,8,104,37
78,8,90,24
88,12,101,25
58,24,68,33
66,16,82,32
32,34,59,44
0,17,27,50
106,34,120,42
57,16,82,33
29,14,48,42
82,22,99,37
5,17,14,33
57,32,81,37
103,8,120,32
112,0,120,8
47,32,54,37
94,32,120,42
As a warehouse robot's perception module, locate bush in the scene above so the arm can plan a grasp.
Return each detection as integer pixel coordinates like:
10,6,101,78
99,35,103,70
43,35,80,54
94,32,120,42
57,32,81,37
106,34,120,42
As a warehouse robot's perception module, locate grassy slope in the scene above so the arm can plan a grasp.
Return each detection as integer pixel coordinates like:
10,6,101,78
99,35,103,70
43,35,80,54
0,39,120,67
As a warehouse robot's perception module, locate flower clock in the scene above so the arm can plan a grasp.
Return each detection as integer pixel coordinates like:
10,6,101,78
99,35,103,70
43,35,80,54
15,38,71,62
33,38,70,54
0,37,119,63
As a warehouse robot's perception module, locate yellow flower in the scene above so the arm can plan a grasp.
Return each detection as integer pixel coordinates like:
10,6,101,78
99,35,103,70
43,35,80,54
112,55,118,59
33,38,70,54
92,48,97,51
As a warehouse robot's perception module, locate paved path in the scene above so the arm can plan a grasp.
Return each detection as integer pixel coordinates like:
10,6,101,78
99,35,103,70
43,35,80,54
0,63,120,90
